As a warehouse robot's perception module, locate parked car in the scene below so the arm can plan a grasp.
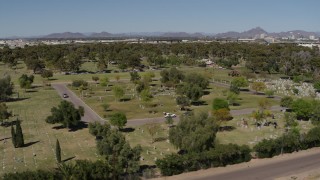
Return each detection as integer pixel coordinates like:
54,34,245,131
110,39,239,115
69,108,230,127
63,93,69,98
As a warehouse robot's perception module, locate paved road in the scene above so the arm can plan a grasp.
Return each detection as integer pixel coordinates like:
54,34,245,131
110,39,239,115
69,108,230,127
52,83,105,124
52,83,284,127
160,149,320,180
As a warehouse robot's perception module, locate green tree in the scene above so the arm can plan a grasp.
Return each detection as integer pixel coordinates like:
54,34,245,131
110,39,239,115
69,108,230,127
177,83,203,102
92,76,99,84
311,101,320,125
41,69,53,80
15,119,24,148
112,85,125,101
291,99,312,120
284,112,298,128
130,71,141,84
0,103,11,125
101,103,110,112
109,112,127,130
212,98,229,111
265,90,275,98
165,116,174,127
169,112,219,153
0,75,14,101
46,100,84,128
56,139,62,163
100,76,109,87
19,74,34,92
251,81,266,94
280,96,293,108
176,96,190,110
227,92,238,105
97,129,142,176
140,89,152,102
230,77,248,94
89,122,111,139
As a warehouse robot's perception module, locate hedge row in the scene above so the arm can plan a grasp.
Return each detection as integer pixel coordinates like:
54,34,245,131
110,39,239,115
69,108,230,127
254,126,320,158
156,144,251,176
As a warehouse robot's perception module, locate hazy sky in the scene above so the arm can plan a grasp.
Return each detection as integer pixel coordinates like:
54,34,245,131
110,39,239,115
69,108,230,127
0,0,319,37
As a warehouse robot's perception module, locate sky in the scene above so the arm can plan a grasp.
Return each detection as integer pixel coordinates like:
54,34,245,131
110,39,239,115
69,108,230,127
0,0,319,37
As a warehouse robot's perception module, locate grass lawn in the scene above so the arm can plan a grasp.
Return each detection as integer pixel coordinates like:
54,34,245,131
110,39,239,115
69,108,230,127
0,86,99,175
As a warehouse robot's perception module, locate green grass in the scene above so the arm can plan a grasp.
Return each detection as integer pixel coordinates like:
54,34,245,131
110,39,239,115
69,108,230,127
0,86,99,175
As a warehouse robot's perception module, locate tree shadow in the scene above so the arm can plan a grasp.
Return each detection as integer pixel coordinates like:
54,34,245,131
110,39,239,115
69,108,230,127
1,120,18,127
240,88,250,92
0,137,11,141
68,121,88,132
63,156,76,163
52,125,65,130
25,89,38,93
24,140,40,147
139,165,157,173
191,101,207,106
120,127,135,133
219,126,236,132
203,90,211,95
120,98,131,102
6,97,30,102
154,137,167,142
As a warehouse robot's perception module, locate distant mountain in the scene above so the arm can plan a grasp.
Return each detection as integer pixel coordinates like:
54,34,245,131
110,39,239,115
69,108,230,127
6,28,317,39
43,32,86,39
215,27,267,38
214,27,318,39
90,31,113,37
160,32,205,37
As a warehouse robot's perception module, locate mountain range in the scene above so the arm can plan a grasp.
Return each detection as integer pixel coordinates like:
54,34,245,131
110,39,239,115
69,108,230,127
4,27,320,39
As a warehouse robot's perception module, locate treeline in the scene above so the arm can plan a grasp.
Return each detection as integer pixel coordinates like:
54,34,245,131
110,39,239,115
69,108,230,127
156,144,251,176
1,42,319,78
254,126,320,158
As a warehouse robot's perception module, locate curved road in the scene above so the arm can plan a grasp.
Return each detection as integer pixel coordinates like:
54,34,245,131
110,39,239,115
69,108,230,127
52,83,284,126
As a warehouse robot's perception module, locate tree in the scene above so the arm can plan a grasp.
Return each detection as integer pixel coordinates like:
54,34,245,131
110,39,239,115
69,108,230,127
89,122,111,139
46,100,84,128
146,123,161,143
212,98,229,111
230,77,248,94
265,90,275,98
176,96,190,110
258,98,271,110
140,89,152,102
311,101,320,125
92,76,99,84
0,103,11,125
291,99,312,120
130,71,141,84
284,112,298,128
169,112,219,153
112,85,125,101
213,108,232,121
0,75,14,101
41,69,53,80
115,75,120,82
165,116,174,127
15,119,24,148
109,112,127,130
280,96,293,108
227,92,238,105
56,139,62,163
100,76,109,87
251,81,266,94
101,103,110,112
19,74,34,92
97,129,142,176
177,83,203,102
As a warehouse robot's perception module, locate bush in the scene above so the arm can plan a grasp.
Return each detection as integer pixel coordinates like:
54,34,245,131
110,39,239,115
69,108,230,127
72,80,88,88
280,96,293,108
212,98,229,111
291,99,312,120
156,144,251,176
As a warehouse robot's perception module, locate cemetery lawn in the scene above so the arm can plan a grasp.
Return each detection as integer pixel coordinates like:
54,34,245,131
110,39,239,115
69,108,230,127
0,86,99,175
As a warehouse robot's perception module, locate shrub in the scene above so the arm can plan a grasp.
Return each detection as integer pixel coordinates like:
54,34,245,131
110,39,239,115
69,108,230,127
72,80,88,88
280,96,293,108
212,98,229,111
